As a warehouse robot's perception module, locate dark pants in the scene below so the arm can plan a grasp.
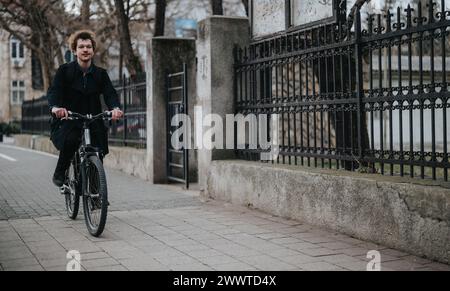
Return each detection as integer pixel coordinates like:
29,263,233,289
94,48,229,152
54,127,102,176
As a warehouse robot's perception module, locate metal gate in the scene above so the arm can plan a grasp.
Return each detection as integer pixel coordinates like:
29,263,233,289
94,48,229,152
166,64,189,189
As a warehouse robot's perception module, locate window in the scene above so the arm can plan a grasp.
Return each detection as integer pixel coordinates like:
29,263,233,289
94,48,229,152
11,80,25,105
10,37,25,61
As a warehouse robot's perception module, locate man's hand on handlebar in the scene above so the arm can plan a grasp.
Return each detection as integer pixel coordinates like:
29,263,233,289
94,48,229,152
111,108,124,121
52,107,69,120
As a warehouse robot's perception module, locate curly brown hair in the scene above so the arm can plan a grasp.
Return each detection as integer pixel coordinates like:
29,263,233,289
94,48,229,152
68,30,97,52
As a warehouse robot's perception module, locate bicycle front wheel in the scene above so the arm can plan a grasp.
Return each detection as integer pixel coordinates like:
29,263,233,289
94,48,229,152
65,158,80,220
82,155,108,237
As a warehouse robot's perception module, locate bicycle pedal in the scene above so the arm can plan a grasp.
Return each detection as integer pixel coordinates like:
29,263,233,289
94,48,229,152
60,185,71,195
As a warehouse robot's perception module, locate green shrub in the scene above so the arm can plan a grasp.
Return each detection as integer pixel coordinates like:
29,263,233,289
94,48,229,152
0,122,21,136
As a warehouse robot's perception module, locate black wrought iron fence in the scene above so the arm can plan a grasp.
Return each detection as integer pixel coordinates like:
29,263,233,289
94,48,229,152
234,0,450,181
21,96,51,136
109,73,147,149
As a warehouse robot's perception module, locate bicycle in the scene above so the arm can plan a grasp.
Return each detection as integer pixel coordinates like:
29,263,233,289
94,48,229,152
60,111,113,237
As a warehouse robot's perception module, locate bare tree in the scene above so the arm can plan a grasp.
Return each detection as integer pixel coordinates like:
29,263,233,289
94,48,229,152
154,0,166,36
211,0,223,15
241,0,249,16
81,0,90,26
115,0,143,78
347,0,372,27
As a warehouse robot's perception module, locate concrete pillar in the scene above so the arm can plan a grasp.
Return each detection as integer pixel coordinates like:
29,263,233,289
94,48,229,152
196,16,250,192
146,37,197,184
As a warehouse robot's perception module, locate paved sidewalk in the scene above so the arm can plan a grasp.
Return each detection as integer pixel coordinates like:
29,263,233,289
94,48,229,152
0,144,449,271
1,201,449,271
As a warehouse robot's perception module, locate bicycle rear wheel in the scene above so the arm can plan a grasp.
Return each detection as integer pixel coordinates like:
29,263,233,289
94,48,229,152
82,155,108,237
65,157,80,220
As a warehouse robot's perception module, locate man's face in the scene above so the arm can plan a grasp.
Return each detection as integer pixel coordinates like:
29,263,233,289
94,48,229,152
75,39,94,63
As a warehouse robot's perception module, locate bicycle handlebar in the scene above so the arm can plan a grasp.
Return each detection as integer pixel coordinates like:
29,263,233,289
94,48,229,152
67,111,113,121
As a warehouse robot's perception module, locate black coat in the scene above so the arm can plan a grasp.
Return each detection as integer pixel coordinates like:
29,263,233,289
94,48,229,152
47,61,121,155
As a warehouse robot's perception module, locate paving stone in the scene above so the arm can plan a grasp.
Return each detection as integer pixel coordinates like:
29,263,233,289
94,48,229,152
81,258,121,269
297,261,345,271
88,265,128,271
4,265,45,271
298,247,341,257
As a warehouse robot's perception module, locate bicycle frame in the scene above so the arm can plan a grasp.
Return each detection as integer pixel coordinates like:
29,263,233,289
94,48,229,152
68,112,112,197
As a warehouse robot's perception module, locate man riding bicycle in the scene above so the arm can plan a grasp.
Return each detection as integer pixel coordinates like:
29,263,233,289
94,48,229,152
48,30,123,188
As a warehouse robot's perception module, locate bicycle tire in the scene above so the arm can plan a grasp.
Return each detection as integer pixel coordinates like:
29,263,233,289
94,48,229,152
82,155,108,237
65,158,80,220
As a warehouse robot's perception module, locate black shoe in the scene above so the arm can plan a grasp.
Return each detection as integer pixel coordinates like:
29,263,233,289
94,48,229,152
52,171,65,187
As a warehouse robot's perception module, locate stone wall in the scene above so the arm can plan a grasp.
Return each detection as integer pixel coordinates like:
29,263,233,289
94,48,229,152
13,134,147,180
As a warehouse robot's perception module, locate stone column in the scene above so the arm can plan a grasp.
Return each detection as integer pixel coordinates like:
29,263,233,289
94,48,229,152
146,37,196,184
196,16,250,193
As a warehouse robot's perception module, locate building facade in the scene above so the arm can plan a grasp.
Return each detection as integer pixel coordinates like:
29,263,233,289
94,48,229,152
0,29,46,123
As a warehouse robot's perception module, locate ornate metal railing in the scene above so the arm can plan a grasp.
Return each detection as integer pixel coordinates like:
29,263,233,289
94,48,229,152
234,0,450,181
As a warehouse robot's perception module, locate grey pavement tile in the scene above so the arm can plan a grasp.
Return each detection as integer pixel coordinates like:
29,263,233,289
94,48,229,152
298,247,342,257
81,258,121,269
335,236,365,245
0,257,40,269
186,249,224,259
301,236,338,244
380,248,411,258
118,256,168,271
170,263,213,271
318,242,355,250
238,255,297,271
401,255,434,265
197,255,242,266
285,242,322,251
277,254,322,266
155,255,200,266
4,264,45,271
200,238,234,248
381,259,425,271
87,265,129,271
104,249,147,260
22,233,61,243
44,265,71,271
418,262,450,271
247,242,285,252
256,233,289,240
340,247,372,257
61,241,102,254
38,257,69,269
335,260,369,271
297,261,346,271
230,224,271,235
356,242,388,251
212,262,258,271
0,249,34,261
78,252,111,261
320,254,361,264
187,233,225,241
0,240,26,249
215,246,262,258
270,237,303,245
265,248,302,259
174,244,211,253
213,228,243,236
